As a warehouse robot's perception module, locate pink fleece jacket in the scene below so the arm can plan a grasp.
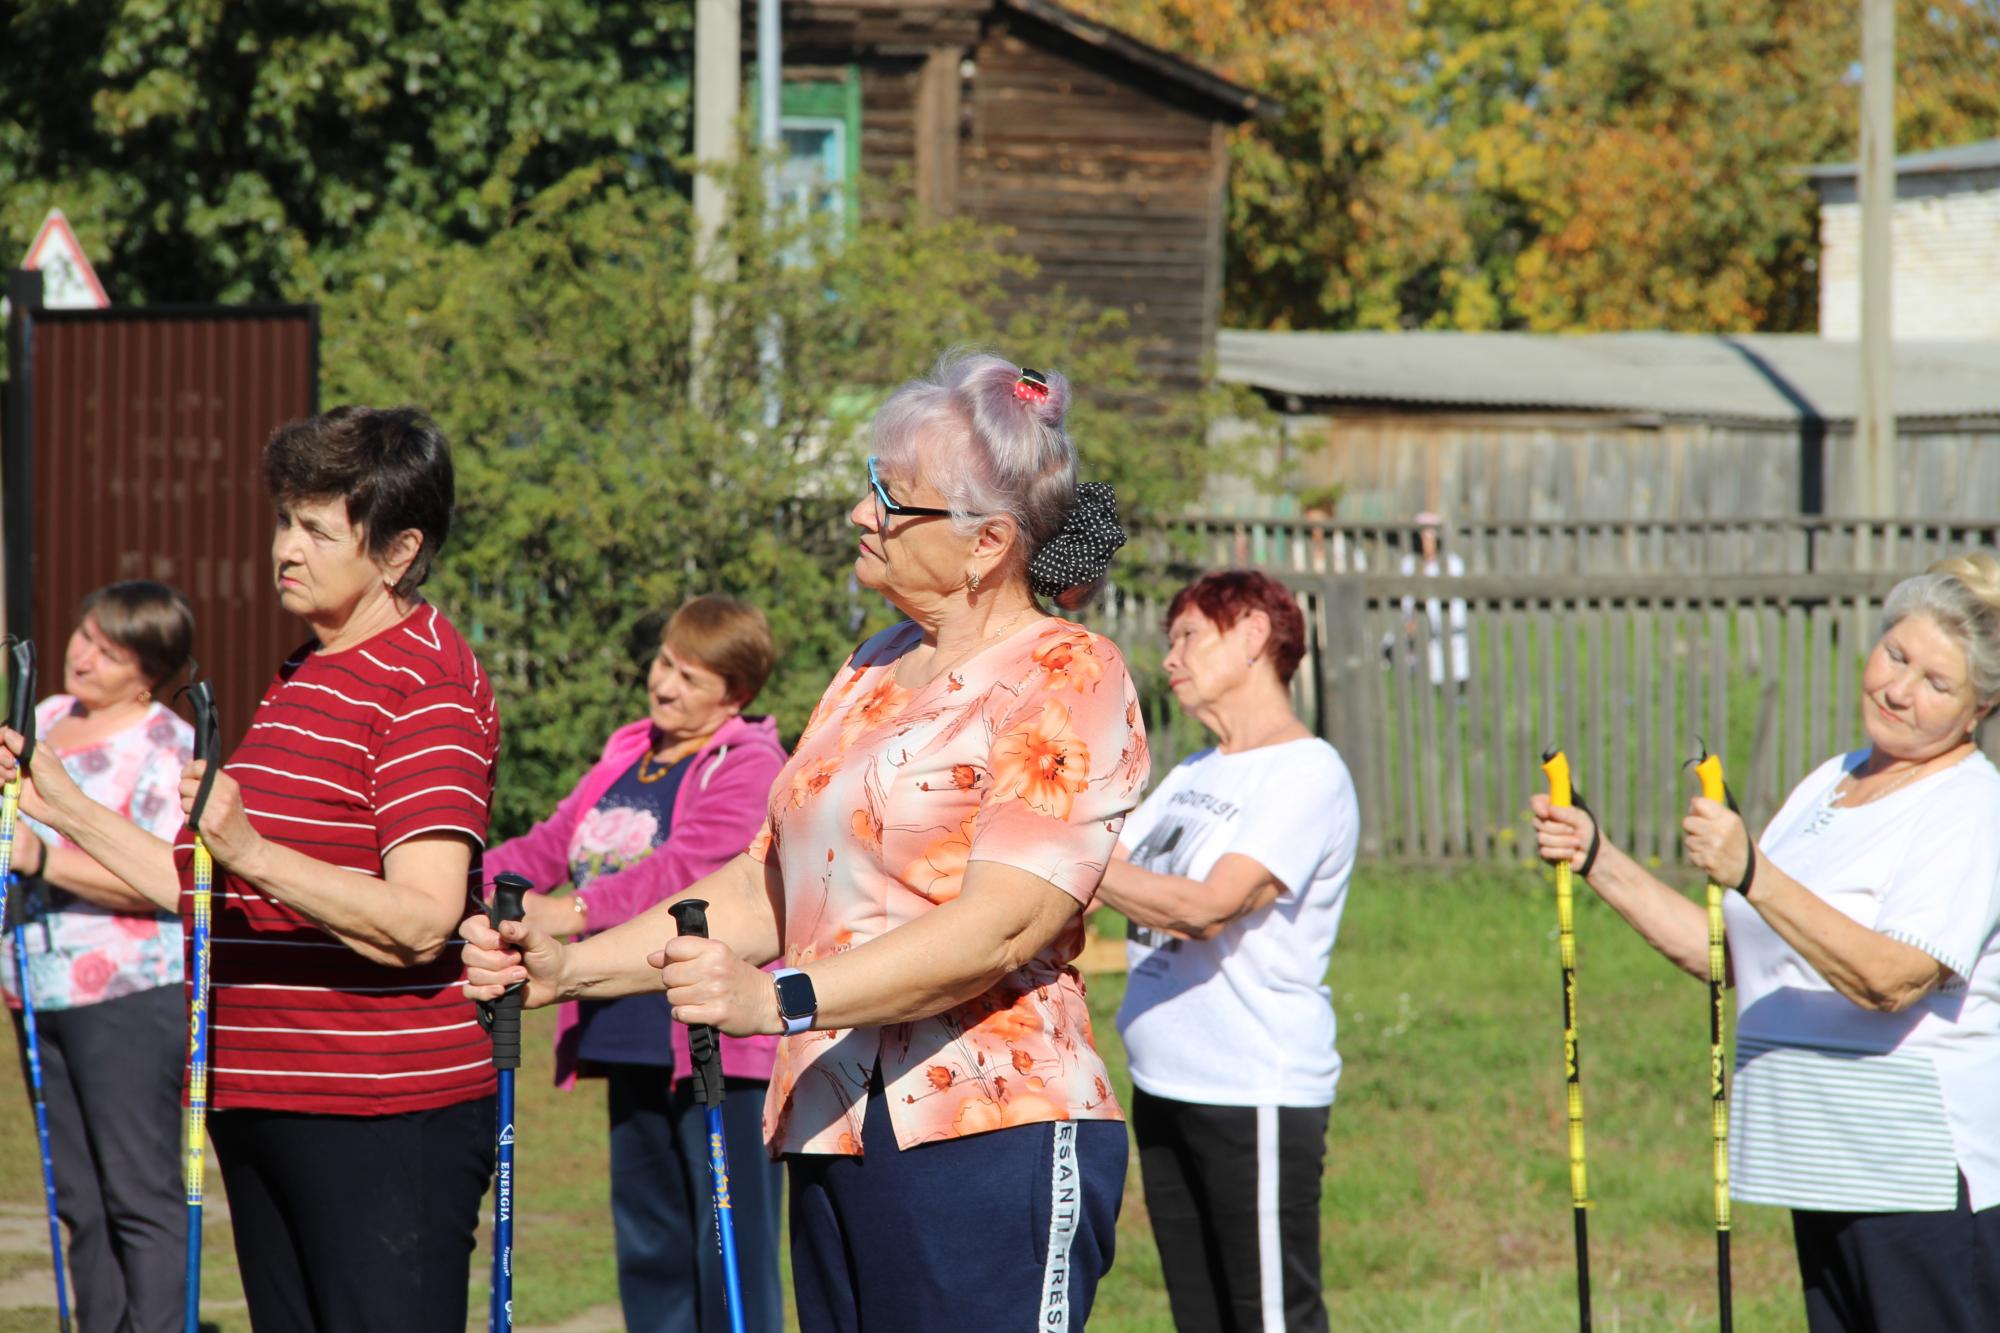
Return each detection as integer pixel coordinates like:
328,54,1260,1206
485,713,787,1087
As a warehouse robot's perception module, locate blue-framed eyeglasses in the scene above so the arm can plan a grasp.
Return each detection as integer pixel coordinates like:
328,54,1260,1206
867,456,954,520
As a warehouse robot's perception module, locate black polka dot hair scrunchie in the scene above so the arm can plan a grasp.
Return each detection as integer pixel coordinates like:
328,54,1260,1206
1029,482,1127,599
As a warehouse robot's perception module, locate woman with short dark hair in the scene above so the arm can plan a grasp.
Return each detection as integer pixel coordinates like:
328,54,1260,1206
4,580,195,1333
3,405,501,1332
1095,567,1358,1333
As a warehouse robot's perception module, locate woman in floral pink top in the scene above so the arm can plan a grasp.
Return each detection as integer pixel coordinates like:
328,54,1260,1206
464,352,1147,1330
3,582,194,1333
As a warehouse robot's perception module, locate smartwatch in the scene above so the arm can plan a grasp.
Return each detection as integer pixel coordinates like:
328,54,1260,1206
772,968,818,1037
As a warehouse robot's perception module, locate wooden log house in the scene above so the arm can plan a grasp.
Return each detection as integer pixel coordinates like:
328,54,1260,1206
763,0,1268,395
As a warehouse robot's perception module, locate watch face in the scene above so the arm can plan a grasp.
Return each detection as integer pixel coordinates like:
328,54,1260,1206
775,971,817,1019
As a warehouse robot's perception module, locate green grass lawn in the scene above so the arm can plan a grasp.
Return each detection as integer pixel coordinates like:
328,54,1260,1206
0,863,1807,1331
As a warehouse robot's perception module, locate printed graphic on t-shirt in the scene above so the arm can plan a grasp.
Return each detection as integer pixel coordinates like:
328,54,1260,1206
1126,803,1233,969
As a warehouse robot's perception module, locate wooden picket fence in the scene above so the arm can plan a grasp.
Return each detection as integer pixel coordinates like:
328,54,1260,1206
1093,557,1996,866
1146,514,2000,580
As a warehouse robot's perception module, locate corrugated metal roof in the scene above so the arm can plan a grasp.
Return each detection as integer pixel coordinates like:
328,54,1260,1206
1803,136,2000,181
1216,330,2000,424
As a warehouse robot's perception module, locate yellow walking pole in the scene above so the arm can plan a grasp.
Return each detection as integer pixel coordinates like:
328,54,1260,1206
1691,748,1734,1333
1540,746,1592,1332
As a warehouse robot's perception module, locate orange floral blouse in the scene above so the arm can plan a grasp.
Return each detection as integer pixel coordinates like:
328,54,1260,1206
751,616,1148,1156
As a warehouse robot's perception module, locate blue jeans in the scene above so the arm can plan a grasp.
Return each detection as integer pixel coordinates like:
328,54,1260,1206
605,1067,784,1333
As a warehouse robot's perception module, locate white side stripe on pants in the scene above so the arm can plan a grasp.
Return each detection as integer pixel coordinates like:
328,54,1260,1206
1257,1105,1284,1333
1038,1121,1082,1330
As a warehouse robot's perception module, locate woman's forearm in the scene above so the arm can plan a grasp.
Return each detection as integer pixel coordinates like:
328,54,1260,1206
40,843,165,913
798,863,1079,1031
1096,855,1275,942
231,836,467,968
29,799,180,911
1581,841,1711,979
1739,849,1944,1011
561,853,782,1001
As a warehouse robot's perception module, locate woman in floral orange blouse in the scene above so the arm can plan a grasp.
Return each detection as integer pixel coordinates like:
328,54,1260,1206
463,351,1147,1330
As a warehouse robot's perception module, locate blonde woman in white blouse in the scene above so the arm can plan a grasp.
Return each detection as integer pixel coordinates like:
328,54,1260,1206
1534,553,2000,1333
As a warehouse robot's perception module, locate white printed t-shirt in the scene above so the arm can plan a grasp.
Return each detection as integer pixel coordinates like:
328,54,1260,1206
1115,738,1358,1108
1730,749,2000,1212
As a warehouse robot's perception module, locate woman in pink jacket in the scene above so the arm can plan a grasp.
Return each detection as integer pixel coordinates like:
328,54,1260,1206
487,595,788,1333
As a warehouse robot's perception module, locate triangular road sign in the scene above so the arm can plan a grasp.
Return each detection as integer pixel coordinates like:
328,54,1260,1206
21,208,110,309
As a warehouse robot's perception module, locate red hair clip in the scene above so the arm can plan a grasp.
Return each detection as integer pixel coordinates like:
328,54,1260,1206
1013,368,1050,403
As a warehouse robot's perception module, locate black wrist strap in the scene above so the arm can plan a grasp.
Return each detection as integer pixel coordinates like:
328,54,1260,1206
1735,846,1757,897
1572,789,1603,878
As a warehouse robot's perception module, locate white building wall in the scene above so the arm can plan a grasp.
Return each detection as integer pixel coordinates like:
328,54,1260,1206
1818,167,2000,338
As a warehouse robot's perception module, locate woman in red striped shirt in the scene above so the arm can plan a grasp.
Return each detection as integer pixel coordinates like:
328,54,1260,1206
2,406,501,1333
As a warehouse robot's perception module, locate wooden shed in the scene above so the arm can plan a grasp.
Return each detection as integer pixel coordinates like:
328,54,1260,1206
765,0,1267,395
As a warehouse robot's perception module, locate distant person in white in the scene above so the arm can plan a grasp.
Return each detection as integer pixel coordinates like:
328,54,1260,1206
1533,552,2000,1333
1398,511,1468,686
1097,569,1356,1333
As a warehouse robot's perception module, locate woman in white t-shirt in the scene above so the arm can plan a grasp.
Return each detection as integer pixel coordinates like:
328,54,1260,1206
1097,569,1357,1333
1533,553,2000,1333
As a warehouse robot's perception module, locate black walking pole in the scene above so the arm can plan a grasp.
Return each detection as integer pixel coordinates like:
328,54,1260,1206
666,899,748,1333
483,873,530,1333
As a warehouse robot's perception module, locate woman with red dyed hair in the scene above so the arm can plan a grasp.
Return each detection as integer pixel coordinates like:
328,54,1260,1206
1096,568,1358,1333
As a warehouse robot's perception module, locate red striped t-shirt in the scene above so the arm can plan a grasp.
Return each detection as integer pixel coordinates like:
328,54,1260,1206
176,604,500,1115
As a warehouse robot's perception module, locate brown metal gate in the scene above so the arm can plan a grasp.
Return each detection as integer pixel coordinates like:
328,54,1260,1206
4,270,318,748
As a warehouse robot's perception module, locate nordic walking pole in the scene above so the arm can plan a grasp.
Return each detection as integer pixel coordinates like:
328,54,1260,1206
179,667,220,1333
10,873,73,1333
666,899,748,1333
3,636,72,1332
1541,745,1593,1332
484,872,531,1333
0,639,39,967
1691,746,1734,1333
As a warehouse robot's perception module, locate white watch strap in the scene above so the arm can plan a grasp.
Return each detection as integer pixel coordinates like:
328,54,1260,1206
773,967,814,1036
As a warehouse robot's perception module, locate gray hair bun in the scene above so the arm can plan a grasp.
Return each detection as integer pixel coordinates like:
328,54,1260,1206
1029,482,1127,599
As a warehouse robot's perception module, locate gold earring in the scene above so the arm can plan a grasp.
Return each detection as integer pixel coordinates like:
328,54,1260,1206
139,690,152,703
967,571,981,592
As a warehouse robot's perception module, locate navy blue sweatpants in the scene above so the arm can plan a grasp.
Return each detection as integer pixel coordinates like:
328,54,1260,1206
787,1074,1127,1332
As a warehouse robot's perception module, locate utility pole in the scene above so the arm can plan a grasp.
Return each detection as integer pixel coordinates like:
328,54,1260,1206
1857,0,1895,517
691,0,740,399
757,0,782,424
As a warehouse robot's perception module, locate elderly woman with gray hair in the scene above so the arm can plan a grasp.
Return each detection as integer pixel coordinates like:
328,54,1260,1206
1534,552,2000,1333
462,351,1148,1331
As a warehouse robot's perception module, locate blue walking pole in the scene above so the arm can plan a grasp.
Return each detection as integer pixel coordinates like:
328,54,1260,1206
666,900,747,1333
177,667,221,1333
3,637,72,1333
11,874,73,1333
483,874,530,1333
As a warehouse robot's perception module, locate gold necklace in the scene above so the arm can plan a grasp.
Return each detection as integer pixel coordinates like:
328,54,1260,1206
637,731,715,784
907,610,1040,688
1833,745,1968,808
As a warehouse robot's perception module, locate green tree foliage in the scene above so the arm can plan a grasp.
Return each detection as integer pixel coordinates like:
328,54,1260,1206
319,163,1207,835
1077,0,2000,332
1,0,695,301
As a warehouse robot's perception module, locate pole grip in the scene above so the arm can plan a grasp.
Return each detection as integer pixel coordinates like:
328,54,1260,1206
9,639,37,770
1540,746,1573,808
184,669,220,829
1694,752,1727,806
487,873,531,1072
668,899,726,1110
